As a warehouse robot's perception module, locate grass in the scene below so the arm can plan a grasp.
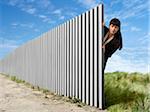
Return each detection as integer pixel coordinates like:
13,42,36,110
105,72,150,112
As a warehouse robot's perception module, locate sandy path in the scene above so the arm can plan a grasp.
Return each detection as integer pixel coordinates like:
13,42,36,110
0,74,105,112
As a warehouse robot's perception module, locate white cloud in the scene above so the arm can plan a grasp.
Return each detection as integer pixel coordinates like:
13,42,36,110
66,11,78,18
131,26,141,32
11,23,18,26
105,54,149,73
20,23,34,28
52,9,62,15
121,22,129,27
38,14,50,22
8,0,51,9
59,16,65,20
52,9,66,20
76,0,101,8
110,0,120,7
11,22,34,29
0,43,18,49
8,1,37,15
26,0,35,3
6,0,64,23
0,42,18,59
137,33,150,45
38,15,47,19
106,0,148,21
42,18,50,22
8,0,19,6
51,8,78,20
34,29,39,32
11,23,18,28
0,38,20,49
36,0,51,8
37,14,55,23
19,4,37,15
7,0,56,24
25,8,36,14
122,0,145,10
121,46,148,62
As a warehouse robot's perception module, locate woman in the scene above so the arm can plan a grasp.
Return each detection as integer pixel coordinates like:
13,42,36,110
102,18,123,74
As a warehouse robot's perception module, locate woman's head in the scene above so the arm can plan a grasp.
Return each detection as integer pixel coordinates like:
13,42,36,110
109,18,123,50
109,18,121,35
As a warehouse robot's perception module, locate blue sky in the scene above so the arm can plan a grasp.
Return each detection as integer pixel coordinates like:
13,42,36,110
0,0,149,73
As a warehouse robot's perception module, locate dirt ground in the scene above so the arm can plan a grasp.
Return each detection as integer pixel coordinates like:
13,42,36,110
0,74,105,112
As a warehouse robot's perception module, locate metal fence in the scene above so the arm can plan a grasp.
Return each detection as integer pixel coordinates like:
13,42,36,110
0,4,104,109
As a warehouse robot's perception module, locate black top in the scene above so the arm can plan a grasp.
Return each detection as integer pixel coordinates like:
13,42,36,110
103,26,122,57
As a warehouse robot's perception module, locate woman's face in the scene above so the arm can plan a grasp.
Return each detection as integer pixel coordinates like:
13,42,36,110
109,24,119,35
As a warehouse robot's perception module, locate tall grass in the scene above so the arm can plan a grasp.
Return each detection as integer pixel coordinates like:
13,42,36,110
105,72,150,112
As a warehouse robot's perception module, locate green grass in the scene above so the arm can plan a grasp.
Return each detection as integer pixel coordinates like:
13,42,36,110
105,72,150,112
10,76,25,83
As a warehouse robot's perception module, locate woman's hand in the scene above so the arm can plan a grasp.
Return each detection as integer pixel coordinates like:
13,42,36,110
102,21,105,26
102,45,105,49
102,45,105,53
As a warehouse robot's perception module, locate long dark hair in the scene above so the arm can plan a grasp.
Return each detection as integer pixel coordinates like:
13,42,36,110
115,31,123,50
